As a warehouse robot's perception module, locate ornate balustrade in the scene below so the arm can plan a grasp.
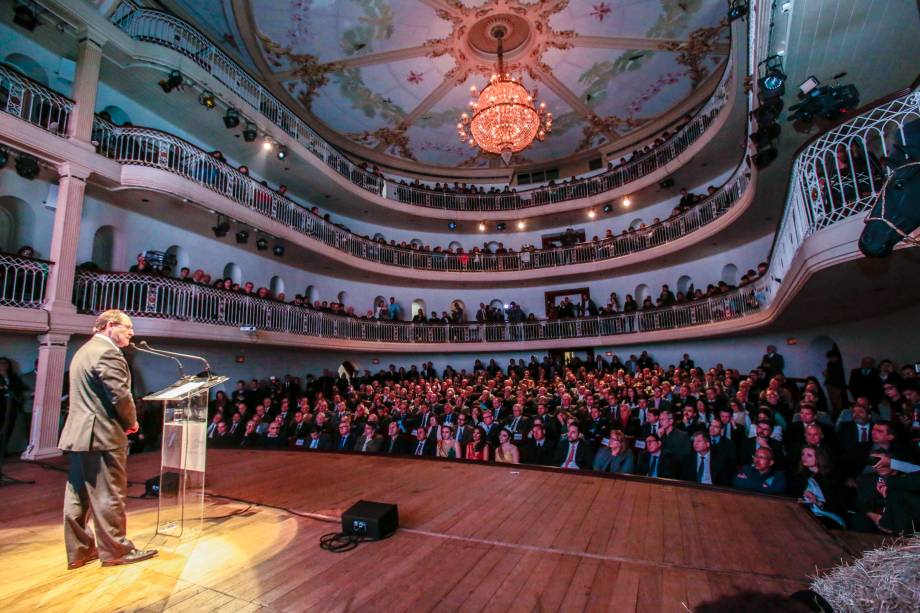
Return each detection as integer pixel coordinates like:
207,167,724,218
0,64,72,136
107,1,732,212
73,270,767,344
0,252,51,308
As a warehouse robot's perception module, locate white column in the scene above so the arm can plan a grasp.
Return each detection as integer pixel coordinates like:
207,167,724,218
67,34,104,144
43,163,91,315
22,332,71,460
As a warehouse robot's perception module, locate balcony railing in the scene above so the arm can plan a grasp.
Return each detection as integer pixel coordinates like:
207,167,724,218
73,270,767,343
0,64,72,136
0,252,51,308
90,113,751,273
107,1,733,212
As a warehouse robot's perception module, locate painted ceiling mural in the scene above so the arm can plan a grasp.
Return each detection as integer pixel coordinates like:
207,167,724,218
166,0,730,169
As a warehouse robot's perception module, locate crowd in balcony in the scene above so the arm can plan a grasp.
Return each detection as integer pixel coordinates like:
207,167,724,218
181,348,920,535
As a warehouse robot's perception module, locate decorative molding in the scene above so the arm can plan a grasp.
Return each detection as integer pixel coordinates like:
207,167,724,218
258,32,343,109
659,20,730,86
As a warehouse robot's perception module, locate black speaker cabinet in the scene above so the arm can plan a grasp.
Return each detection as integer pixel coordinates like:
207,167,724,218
341,500,399,540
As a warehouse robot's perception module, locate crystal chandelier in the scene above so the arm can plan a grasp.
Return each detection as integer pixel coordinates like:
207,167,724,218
457,28,552,165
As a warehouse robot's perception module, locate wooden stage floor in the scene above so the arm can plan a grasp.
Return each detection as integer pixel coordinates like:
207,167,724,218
0,449,865,612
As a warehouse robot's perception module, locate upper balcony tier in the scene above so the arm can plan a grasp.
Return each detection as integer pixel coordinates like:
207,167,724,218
0,62,752,285
91,2,738,221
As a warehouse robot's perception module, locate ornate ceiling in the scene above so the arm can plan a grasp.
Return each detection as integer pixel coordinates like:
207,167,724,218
166,0,730,170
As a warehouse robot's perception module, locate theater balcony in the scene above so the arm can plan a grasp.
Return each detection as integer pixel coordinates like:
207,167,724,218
31,0,743,228
0,61,756,285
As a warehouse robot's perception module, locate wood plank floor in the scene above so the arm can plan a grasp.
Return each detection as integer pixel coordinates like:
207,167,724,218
0,449,865,612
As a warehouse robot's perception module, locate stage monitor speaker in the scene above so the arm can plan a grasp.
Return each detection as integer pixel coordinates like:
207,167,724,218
341,500,398,540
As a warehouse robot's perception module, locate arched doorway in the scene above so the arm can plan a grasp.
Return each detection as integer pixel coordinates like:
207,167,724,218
0,196,35,253
411,298,426,319
336,290,348,305
676,275,693,295
721,263,738,286
271,275,285,297
634,283,649,303
451,299,467,320
91,226,118,271
448,240,463,251
3,53,49,85
165,245,188,275
223,262,241,284
101,105,131,126
304,285,318,303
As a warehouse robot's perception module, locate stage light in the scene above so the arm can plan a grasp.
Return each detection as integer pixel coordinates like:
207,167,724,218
223,108,240,129
602,203,613,214
758,56,787,101
243,122,258,142
622,197,631,207
752,144,778,169
212,214,230,237
13,3,38,31
15,154,40,180
158,70,182,93
727,0,747,21
447,221,457,231
235,230,249,244
478,222,486,232
496,222,506,231
0,148,8,168
262,137,273,151
198,90,216,109
276,146,287,160
516,220,525,230
272,244,285,257
588,210,596,219
256,238,268,251
754,98,784,124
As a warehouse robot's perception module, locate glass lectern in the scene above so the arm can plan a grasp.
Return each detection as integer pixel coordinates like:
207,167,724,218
143,375,227,538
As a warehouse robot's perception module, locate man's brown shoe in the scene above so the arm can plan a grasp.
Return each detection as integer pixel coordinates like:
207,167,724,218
67,551,99,570
101,549,158,567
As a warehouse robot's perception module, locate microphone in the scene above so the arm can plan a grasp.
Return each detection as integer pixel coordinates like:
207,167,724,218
139,341,212,378
131,342,185,379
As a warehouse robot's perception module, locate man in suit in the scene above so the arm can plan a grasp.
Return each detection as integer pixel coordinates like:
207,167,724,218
849,357,883,406
740,421,785,467
58,310,157,569
354,423,383,453
410,427,435,457
334,421,354,451
504,403,531,445
523,423,556,465
305,426,332,450
383,421,408,454
634,434,676,479
759,345,785,377
681,431,731,486
554,423,591,470
838,404,874,478
452,413,473,450
657,409,691,464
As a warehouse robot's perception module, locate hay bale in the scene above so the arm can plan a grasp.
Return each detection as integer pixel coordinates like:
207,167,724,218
811,535,920,612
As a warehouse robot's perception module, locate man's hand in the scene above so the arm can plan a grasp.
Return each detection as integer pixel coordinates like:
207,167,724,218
125,422,140,435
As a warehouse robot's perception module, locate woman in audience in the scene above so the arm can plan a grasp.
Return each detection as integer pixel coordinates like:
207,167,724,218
437,424,461,459
465,426,491,462
788,444,846,528
592,430,635,474
494,428,520,464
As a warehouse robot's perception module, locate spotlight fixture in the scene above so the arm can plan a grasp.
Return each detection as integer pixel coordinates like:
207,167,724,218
256,238,268,251
602,203,613,214
727,0,747,22
223,108,240,129
13,3,39,31
272,244,285,257
211,214,230,238
15,154,40,180
158,70,183,93
262,137,273,151
447,221,457,231
0,148,8,168
754,98,784,124
235,230,249,244
516,220,525,230
496,222,506,231
276,146,287,160
587,210,596,219
758,56,786,101
478,222,486,232
622,197,632,207
242,122,258,142
198,90,216,109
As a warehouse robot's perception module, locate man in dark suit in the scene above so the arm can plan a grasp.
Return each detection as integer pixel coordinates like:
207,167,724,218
334,421,354,451
634,434,676,479
759,345,785,377
554,423,591,470
305,426,332,450
837,404,874,478
410,427,435,457
353,423,383,453
58,310,157,569
504,403,532,445
739,421,785,467
849,357,883,406
452,414,473,450
657,409,691,464
383,421,408,454
681,431,732,485
523,424,556,465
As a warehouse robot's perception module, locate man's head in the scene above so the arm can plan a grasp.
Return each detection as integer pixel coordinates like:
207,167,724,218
752,447,774,474
93,310,134,348
851,404,870,425
804,423,824,446
691,431,710,455
708,419,722,438
567,422,580,442
799,404,816,425
871,421,895,447
338,422,350,436
755,420,772,440
658,410,674,432
531,423,545,441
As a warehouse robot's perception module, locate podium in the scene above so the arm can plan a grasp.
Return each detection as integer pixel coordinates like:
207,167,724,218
143,375,227,538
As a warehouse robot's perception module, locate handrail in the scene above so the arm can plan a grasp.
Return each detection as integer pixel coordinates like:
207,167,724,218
0,63,73,137
72,269,768,344
89,112,752,273
106,1,734,212
0,252,51,308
